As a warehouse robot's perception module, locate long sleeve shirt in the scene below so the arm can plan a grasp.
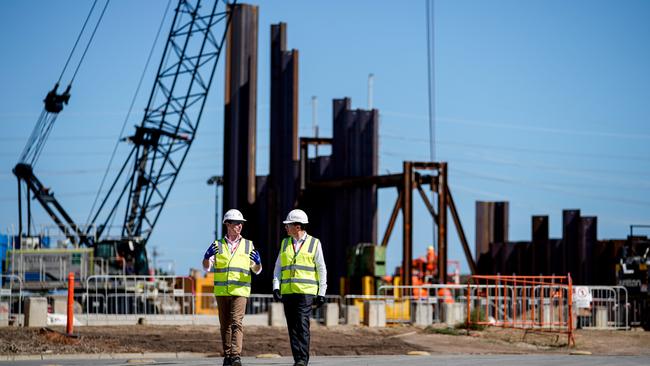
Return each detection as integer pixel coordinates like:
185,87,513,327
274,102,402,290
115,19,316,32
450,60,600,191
203,235,262,275
272,231,327,296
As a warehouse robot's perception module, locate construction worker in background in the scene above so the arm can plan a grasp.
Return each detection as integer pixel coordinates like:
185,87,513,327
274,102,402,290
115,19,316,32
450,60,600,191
272,209,327,366
202,209,262,366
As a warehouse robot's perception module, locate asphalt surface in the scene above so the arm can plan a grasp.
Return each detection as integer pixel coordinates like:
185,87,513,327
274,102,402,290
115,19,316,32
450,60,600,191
2,355,650,366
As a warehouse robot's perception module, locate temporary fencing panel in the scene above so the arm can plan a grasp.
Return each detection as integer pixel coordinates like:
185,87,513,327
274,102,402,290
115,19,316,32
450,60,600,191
467,275,575,346
85,275,195,320
0,274,22,326
574,286,629,330
377,284,467,323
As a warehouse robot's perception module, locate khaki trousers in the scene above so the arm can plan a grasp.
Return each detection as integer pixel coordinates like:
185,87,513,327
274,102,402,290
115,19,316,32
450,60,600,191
216,296,247,357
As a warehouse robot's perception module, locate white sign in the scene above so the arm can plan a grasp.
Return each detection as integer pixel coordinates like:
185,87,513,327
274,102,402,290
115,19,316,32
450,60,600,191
0,289,11,297
173,289,184,296
47,313,81,326
573,286,592,308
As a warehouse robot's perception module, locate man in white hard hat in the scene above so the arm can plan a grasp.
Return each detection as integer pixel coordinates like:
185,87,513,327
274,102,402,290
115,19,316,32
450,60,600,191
272,209,327,366
202,209,262,366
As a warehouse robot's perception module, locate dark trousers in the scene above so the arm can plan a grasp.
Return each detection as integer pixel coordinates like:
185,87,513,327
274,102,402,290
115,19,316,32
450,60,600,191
282,294,314,363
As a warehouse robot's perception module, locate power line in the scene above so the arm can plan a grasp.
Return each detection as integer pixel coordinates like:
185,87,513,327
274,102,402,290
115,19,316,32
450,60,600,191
451,168,650,207
380,111,650,140
378,134,650,163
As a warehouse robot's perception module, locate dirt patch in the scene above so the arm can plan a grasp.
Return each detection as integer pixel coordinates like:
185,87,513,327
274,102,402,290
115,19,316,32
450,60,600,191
0,324,648,356
402,324,650,356
0,325,417,356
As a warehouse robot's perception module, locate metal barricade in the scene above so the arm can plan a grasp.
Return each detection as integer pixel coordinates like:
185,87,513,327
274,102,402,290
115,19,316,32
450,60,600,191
575,286,629,330
0,274,23,325
467,275,575,346
377,284,468,324
85,275,195,320
246,294,274,315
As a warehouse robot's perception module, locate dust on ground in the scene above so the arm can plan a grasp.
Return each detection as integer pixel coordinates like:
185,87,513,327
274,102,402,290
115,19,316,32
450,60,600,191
0,324,648,356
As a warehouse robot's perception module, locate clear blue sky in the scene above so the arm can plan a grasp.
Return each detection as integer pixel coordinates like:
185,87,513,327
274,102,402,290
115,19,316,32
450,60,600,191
1,0,649,278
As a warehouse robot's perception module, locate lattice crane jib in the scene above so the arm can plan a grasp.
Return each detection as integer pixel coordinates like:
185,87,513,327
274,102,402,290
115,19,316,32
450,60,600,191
91,0,234,253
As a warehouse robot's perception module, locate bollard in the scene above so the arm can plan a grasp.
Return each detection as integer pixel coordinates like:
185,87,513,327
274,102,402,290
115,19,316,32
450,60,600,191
269,302,286,327
364,300,386,327
345,305,360,326
411,301,433,327
595,307,608,328
323,303,339,327
24,297,47,327
67,272,74,335
0,302,9,327
442,303,464,327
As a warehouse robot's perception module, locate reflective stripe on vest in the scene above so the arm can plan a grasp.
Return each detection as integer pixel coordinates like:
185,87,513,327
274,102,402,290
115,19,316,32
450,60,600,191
280,235,319,295
213,238,252,297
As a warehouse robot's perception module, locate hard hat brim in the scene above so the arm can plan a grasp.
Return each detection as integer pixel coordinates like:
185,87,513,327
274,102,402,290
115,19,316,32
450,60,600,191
223,218,247,224
282,220,307,224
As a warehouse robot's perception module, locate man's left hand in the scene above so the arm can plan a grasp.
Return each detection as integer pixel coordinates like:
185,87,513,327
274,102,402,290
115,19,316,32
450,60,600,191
315,295,326,308
250,249,261,265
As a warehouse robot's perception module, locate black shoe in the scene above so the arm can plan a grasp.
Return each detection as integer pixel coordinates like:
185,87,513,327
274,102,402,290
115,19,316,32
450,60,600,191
223,356,233,366
294,360,307,366
231,356,242,366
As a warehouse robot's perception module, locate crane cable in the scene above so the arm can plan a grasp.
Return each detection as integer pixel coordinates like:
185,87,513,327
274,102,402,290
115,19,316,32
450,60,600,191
18,0,111,167
85,0,174,228
68,0,111,85
57,0,100,84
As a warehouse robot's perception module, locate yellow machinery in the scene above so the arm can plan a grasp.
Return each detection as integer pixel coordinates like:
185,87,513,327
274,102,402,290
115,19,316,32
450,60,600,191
194,273,218,315
349,275,410,323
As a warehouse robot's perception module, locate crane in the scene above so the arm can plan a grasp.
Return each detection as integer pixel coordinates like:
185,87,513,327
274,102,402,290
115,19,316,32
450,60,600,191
14,0,235,274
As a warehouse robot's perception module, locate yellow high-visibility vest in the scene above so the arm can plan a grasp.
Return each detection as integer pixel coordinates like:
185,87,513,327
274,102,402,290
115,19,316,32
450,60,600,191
280,235,320,295
213,238,252,297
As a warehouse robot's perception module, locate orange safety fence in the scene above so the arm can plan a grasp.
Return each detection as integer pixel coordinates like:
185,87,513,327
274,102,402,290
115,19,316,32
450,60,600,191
466,275,575,346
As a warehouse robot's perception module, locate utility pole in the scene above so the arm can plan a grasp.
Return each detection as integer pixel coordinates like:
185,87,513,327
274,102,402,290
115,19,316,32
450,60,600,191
312,96,319,156
207,175,224,240
368,73,374,109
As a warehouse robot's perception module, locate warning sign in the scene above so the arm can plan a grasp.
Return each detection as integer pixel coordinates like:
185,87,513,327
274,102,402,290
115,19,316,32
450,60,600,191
573,286,592,308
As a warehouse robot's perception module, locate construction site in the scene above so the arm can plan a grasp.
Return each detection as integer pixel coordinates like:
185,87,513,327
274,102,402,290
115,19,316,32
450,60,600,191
1,0,649,364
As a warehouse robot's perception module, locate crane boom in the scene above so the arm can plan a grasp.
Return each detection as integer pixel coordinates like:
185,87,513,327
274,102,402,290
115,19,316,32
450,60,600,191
15,0,234,275
87,0,234,270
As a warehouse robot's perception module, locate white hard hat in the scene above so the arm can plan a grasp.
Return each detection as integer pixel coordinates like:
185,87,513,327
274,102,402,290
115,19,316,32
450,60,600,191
223,209,246,224
283,209,309,224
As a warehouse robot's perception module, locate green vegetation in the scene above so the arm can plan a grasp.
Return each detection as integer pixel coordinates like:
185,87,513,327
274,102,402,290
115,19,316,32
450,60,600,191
462,308,487,331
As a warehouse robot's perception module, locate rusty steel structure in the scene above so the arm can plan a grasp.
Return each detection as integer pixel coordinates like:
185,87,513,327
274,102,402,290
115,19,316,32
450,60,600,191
300,157,477,286
219,8,477,292
223,3,258,210
477,206,609,286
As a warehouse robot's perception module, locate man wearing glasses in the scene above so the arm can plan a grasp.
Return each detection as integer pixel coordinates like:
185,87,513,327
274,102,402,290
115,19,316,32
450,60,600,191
272,209,327,366
202,209,262,366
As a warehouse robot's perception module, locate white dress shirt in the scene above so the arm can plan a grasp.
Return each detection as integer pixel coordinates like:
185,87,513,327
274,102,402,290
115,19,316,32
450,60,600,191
272,231,327,296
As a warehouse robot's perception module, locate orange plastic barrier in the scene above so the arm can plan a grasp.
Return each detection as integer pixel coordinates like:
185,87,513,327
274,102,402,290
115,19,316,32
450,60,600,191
466,275,574,346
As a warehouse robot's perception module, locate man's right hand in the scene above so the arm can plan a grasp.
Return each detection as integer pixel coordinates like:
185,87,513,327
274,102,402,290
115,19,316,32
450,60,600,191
203,242,218,260
273,289,282,302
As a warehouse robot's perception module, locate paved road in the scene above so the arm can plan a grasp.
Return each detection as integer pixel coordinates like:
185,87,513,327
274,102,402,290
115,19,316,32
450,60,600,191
2,355,650,366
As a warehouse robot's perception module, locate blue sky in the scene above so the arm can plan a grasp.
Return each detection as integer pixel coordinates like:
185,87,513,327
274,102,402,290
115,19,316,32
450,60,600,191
1,0,649,278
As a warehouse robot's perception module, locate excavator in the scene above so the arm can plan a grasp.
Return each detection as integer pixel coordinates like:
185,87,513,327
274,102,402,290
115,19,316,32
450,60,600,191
616,225,650,329
12,0,236,277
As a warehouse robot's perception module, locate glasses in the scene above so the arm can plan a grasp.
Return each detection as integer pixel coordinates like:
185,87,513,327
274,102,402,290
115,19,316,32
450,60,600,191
226,221,244,225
